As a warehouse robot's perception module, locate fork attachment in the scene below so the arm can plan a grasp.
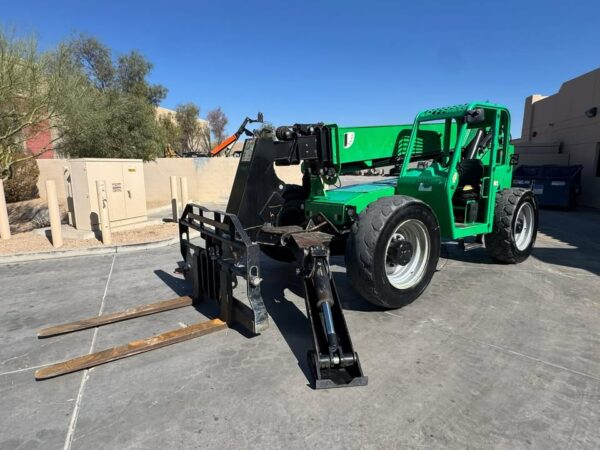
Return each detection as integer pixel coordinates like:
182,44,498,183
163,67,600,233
291,235,367,389
179,203,268,334
34,204,266,381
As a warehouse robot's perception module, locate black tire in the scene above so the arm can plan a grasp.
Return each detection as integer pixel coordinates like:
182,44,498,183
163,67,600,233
260,185,306,262
345,196,440,309
485,188,538,263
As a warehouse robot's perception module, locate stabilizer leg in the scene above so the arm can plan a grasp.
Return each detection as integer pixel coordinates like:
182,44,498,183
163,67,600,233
300,244,367,389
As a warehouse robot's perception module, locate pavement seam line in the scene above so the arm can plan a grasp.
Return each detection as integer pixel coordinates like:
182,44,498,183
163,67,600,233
0,362,58,377
62,253,116,450
384,310,600,383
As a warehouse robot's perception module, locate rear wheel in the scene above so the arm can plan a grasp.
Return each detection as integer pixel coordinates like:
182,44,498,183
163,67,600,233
345,196,440,309
485,188,538,263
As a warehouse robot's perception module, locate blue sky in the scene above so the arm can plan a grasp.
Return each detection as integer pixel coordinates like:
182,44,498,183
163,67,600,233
3,0,600,137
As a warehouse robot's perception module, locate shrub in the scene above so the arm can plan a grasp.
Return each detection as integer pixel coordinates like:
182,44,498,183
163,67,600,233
3,155,40,203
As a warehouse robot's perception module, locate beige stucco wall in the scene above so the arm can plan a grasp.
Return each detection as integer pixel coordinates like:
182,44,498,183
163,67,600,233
36,157,303,209
518,68,600,208
144,158,303,208
513,142,570,166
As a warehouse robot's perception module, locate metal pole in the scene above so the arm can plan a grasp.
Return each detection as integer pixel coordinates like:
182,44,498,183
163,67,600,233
95,180,112,245
46,180,63,248
180,176,189,210
170,175,179,222
63,165,74,226
0,179,10,240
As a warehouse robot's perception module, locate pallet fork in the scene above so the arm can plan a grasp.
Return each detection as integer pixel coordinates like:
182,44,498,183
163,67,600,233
34,206,265,380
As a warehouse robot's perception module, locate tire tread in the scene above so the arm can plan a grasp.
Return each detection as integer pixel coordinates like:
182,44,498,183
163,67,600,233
485,188,536,263
346,195,436,308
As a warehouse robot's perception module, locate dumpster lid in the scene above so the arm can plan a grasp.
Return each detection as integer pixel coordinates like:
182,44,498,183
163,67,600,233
515,165,583,179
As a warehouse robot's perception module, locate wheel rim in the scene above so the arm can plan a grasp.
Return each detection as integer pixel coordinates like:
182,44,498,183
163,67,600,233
514,201,535,251
384,219,430,289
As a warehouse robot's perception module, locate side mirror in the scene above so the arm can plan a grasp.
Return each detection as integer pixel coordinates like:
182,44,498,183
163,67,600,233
465,108,485,124
257,112,264,123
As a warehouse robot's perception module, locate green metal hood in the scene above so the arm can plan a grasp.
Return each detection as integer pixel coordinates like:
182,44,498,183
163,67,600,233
304,179,397,226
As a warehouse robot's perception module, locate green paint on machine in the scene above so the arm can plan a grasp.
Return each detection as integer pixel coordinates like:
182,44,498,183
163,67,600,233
304,102,516,240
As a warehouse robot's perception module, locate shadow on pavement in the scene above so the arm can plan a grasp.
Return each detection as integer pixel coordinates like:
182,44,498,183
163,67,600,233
435,208,600,277
155,263,315,384
154,268,192,297
532,208,600,276
153,268,221,322
259,261,314,385
532,247,600,276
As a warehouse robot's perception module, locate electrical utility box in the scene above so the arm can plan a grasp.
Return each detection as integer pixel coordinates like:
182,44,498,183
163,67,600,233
67,159,147,231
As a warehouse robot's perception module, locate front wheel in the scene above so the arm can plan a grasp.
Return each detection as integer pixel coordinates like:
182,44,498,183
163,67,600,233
345,196,440,309
485,188,538,263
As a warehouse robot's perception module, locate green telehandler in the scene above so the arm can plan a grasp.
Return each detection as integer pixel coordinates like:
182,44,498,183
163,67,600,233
177,101,538,387
36,102,538,389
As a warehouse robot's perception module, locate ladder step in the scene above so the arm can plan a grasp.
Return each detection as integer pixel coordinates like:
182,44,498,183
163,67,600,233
457,236,484,252
462,242,484,251
38,296,193,338
35,318,227,380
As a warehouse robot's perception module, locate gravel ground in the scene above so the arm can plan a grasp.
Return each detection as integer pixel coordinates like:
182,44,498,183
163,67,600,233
0,222,179,255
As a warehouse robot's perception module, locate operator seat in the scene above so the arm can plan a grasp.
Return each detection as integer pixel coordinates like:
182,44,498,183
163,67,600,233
455,158,484,202
453,129,490,203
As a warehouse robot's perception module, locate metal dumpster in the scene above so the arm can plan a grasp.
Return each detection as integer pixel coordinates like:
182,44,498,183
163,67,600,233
512,165,583,209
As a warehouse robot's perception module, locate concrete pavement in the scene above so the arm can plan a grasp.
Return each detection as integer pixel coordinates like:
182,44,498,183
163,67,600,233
0,209,599,449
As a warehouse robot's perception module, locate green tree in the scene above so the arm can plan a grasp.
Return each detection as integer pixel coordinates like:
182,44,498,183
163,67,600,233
70,34,114,89
115,51,167,105
59,35,168,160
0,30,86,180
175,103,210,155
61,91,164,159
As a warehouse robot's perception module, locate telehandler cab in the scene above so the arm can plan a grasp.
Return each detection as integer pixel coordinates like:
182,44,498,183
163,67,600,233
36,102,538,389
